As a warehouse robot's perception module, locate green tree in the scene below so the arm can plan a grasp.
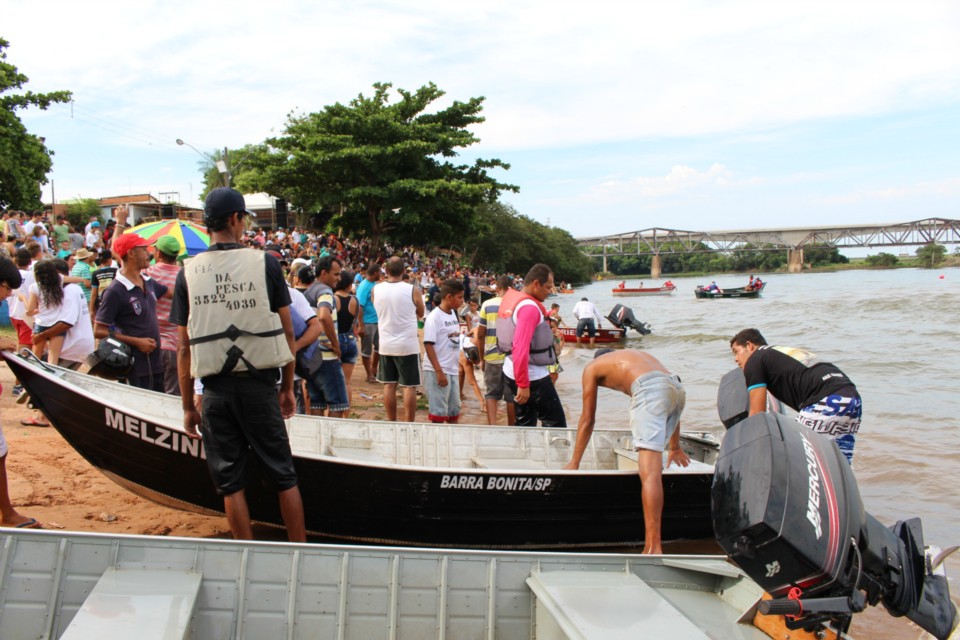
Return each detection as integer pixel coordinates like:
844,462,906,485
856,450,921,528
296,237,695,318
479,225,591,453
915,242,946,268
803,243,848,266
0,38,72,210
196,144,268,201
864,252,898,267
63,197,101,230
470,202,593,282
255,82,517,251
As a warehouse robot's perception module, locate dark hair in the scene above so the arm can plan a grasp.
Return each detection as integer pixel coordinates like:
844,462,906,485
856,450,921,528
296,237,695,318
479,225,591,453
335,271,354,292
384,256,405,277
366,262,380,276
297,265,316,285
496,274,513,291
730,328,767,348
52,258,70,275
524,263,553,286
0,256,23,289
33,260,64,308
316,255,340,276
14,248,31,269
97,250,113,266
440,278,465,298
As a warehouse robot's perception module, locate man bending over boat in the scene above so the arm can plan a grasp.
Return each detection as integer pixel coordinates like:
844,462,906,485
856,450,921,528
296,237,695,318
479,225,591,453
730,328,861,463
171,188,306,542
564,349,689,554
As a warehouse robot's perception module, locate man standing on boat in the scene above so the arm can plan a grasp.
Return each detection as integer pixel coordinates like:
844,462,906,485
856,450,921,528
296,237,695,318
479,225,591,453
170,187,306,543
571,297,603,346
498,263,566,428
730,328,861,463
371,256,425,422
564,349,689,554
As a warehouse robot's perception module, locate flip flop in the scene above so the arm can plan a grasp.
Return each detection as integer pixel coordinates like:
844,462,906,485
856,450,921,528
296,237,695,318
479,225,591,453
20,417,50,428
13,518,42,529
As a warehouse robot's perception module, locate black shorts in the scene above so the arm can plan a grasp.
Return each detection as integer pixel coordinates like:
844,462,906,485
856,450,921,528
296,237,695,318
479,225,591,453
504,375,567,428
378,353,421,387
200,376,299,495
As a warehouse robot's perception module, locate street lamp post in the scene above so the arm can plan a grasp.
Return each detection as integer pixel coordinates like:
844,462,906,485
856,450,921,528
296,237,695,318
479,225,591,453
176,139,230,187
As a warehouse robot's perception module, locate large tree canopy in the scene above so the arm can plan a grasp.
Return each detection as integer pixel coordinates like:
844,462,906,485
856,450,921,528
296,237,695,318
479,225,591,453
0,38,71,210
253,82,517,249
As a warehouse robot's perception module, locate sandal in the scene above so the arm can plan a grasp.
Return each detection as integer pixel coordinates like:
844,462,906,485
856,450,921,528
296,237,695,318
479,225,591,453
20,417,50,428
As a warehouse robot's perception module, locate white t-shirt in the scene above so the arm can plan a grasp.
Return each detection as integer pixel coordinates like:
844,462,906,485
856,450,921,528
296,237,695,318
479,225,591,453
28,281,62,326
422,306,461,375
57,284,95,363
8,268,34,321
372,281,420,356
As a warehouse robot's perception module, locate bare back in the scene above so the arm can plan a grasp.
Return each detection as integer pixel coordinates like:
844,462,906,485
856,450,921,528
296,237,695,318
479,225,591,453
588,350,669,395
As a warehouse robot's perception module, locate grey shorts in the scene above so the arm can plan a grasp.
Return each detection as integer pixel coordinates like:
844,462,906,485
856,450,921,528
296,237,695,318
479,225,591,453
482,361,512,401
424,369,461,421
360,323,379,358
629,371,685,452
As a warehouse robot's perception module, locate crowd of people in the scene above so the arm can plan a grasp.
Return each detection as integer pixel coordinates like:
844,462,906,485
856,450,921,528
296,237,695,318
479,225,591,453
0,193,860,556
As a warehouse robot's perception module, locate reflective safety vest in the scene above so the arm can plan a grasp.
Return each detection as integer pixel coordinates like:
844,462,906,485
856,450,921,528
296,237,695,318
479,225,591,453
185,248,293,379
496,288,556,367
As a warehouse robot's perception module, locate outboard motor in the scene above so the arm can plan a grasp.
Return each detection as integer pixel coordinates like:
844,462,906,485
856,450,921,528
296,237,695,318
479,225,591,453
716,367,786,428
712,413,957,639
606,304,652,335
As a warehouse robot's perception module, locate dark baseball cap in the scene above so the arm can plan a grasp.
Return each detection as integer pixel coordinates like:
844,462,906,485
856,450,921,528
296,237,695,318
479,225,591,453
204,187,250,221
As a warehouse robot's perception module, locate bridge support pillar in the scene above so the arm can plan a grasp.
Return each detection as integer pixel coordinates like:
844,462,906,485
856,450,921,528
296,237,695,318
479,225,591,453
787,248,804,273
650,255,662,279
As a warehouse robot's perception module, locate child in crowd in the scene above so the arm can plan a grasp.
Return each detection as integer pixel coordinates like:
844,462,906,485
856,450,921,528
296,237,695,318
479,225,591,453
422,279,465,424
24,260,66,363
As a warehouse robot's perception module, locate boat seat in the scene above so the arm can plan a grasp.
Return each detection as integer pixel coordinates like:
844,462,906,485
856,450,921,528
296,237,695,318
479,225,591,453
328,445,388,464
470,456,547,470
526,570,711,639
613,448,713,473
61,567,202,640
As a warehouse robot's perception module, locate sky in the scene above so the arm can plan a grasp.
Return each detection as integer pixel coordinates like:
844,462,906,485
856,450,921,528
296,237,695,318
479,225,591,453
4,0,960,239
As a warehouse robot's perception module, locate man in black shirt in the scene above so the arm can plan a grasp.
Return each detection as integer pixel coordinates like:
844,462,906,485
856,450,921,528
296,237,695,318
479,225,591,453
730,328,862,463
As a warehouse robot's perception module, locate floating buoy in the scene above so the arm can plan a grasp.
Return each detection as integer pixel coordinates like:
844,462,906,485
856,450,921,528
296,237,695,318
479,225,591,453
939,274,945,279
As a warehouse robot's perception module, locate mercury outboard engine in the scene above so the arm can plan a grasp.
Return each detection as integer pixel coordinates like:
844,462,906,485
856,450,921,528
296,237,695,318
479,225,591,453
712,413,957,638
606,304,652,335
717,367,786,428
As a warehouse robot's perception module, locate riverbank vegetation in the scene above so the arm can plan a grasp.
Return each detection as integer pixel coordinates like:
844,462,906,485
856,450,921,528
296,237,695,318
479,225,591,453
590,242,958,279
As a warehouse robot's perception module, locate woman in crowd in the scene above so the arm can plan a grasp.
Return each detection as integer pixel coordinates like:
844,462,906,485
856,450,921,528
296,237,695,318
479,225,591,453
333,271,360,406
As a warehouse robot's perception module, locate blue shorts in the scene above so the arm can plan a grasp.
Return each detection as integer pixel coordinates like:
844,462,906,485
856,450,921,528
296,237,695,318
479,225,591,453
306,359,349,412
629,371,685,451
338,333,358,365
796,390,861,463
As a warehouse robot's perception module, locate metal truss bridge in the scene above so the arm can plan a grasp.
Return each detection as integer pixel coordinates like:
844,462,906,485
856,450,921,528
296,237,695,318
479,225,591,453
577,218,960,256
576,217,960,274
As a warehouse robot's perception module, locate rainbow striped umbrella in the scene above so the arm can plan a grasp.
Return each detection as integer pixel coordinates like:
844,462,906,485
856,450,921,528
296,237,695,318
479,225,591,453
123,219,210,257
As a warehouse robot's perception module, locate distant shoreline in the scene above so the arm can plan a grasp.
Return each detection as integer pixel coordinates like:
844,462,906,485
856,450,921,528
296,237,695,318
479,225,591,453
594,255,959,280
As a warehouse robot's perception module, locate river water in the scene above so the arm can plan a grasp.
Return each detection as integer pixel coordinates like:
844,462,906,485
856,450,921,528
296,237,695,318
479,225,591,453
549,267,959,546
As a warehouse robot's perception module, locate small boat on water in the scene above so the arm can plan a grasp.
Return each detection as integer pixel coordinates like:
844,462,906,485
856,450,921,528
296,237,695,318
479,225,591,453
695,282,766,299
612,283,677,296
558,326,626,343
0,528,771,640
3,351,718,550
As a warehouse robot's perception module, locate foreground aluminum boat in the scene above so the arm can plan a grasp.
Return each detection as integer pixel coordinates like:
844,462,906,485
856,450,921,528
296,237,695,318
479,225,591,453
0,529,770,639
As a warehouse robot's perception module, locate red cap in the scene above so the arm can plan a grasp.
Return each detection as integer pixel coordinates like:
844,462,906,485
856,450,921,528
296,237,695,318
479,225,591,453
113,233,151,259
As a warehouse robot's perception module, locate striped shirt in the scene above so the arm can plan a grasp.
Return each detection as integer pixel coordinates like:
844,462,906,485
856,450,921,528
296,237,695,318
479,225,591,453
478,296,504,363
